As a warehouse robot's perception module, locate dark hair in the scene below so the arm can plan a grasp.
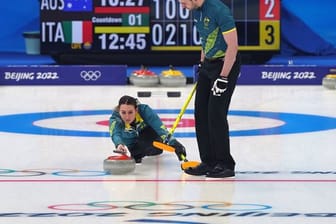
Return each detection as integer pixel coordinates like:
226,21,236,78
118,95,138,106
115,95,138,111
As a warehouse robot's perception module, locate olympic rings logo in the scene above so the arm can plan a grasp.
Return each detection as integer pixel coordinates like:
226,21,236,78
80,70,101,81
0,168,107,177
48,201,272,212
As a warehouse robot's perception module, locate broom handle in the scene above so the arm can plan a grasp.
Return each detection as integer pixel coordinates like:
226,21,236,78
166,83,197,142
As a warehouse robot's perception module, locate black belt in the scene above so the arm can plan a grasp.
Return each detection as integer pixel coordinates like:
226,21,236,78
205,57,224,63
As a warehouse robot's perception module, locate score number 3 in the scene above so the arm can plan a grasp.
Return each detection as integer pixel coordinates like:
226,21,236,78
260,0,280,48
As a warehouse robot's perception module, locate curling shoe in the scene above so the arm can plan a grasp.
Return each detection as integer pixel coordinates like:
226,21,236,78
206,164,235,178
184,163,212,176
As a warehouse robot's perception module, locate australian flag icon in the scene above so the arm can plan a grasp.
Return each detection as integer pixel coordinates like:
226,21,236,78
64,0,93,12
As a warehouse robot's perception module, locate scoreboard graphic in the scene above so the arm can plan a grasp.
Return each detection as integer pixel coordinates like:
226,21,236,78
40,0,280,54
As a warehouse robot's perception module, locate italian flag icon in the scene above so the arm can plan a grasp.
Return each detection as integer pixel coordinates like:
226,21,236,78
63,21,93,44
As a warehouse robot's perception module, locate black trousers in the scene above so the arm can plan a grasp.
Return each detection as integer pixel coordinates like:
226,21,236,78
129,126,163,159
195,53,241,169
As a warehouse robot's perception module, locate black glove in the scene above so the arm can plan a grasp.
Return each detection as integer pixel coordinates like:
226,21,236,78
211,76,228,96
169,139,186,161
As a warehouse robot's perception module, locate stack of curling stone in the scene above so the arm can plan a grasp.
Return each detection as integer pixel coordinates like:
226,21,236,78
103,154,136,175
159,65,187,87
129,65,159,87
322,74,336,89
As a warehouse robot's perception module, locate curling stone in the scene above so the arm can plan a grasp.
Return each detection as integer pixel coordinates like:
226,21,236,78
129,65,159,87
159,65,186,87
103,155,136,175
322,74,336,89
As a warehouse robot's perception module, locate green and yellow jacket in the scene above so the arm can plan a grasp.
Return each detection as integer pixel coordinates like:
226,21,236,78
109,104,170,148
